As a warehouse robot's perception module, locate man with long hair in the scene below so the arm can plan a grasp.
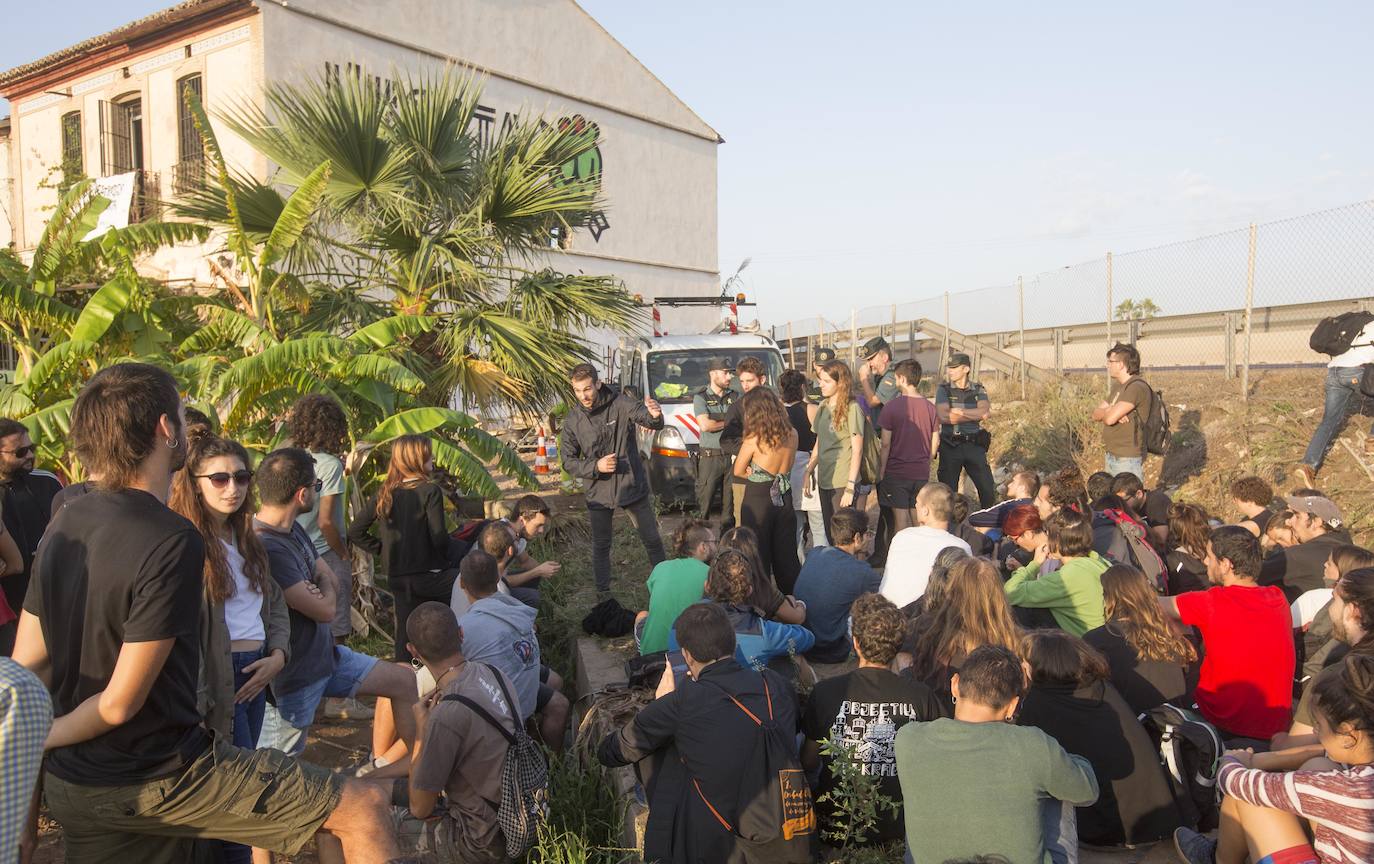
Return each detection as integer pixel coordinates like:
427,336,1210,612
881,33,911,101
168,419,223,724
13,364,398,862
560,363,666,596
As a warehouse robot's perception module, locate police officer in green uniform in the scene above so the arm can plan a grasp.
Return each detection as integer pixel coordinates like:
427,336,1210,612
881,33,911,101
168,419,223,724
806,346,837,405
857,336,899,420
935,352,996,508
693,357,738,519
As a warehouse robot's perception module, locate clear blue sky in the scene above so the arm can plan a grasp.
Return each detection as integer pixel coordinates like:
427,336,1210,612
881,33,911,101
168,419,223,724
5,1,1372,326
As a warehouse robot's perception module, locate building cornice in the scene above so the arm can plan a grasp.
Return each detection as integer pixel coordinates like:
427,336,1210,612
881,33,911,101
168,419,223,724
0,0,256,103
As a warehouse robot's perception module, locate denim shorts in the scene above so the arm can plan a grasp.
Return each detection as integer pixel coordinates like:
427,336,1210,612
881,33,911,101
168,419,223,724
259,646,378,755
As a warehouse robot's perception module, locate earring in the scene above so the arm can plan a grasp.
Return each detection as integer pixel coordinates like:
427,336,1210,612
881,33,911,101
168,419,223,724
167,438,179,449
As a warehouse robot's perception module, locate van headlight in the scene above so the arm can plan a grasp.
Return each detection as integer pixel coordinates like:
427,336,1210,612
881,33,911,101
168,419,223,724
654,427,689,458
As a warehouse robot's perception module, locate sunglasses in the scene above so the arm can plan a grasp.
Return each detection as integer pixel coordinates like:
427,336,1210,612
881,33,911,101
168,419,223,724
1,445,35,458
194,470,254,489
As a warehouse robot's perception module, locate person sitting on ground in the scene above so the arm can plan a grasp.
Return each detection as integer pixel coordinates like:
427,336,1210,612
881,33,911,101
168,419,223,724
450,522,515,618
384,601,519,864
670,550,815,674
896,644,1099,864
1274,560,1374,750
1165,501,1212,595
1111,472,1172,549
1084,565,1198,715
1018,630,1183,848
1034,466,1089,520
951,493,994,555
496,493,562,608
599,602,808,864
880,482,972,611
1296,546,1374,684
13,364,398,863
254,448,422,761
793,507,881,663
1008,469,1040,501
1174,653,1374,864
901,545,970,625
802,593,944,846
1265,508,1298,551
1261,493,1353,601
1087,471,1115,508
348,434,456,662
1000,503,1054,577
1160,525,1295,744
456,549,570,753
1004,508,1110,636
719,525,807,624
1231,474,1275,539
635,519,717,655
906,557,1022,709
968,469,1041,539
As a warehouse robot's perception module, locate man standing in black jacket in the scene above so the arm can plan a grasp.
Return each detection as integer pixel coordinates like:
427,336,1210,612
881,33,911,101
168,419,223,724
561,363,667,596
0,418,62,655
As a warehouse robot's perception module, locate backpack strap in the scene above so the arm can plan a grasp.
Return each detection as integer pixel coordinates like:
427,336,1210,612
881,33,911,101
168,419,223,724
701,673,774,724
438,664,520,745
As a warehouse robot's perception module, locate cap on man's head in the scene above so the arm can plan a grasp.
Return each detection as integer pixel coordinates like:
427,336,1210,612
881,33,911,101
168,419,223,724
707,357,733,372
947,352,972,368
813,347,837,364
861,337,891,361
1284,494,1343,528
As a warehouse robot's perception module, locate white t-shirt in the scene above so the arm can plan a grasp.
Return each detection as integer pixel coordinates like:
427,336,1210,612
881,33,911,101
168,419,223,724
222,539,266,642
879,526,971,610
1331,322,1374,368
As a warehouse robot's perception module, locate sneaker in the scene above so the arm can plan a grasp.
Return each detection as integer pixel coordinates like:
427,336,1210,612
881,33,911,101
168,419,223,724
1296,463,1318,490
1173,827,1217,864
323,696,375,721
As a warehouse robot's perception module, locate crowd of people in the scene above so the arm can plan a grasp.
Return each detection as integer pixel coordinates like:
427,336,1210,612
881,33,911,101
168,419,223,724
2,337,1373,864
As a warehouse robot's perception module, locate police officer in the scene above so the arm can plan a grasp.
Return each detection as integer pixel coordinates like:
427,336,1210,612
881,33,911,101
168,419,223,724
694,357,738,519
857,336,899,419
935,352,996,508
807,346,837,404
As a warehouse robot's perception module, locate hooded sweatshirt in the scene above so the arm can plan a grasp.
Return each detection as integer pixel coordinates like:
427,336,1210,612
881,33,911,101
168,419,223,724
560,382,664,509
1005,552,1111,637
458,593,542,721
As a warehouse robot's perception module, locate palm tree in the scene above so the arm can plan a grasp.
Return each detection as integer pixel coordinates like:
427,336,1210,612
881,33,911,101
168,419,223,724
1114,298,1161,321
176,67,643,413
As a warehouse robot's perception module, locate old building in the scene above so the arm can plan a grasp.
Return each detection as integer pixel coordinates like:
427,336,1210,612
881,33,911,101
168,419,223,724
0,0,722,333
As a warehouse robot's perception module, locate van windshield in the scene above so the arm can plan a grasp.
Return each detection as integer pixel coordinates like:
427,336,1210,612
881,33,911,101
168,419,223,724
646,349,785,404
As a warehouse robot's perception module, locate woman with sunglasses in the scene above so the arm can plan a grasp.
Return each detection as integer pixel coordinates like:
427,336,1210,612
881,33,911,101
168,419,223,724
169,434,289,864
349,434,455,662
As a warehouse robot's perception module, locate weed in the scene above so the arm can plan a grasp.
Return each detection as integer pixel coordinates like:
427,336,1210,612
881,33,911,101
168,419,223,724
815,735,902,856
524,749,634,864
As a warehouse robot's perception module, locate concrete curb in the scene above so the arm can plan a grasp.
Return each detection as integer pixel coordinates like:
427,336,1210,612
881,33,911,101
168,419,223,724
575,636,647,862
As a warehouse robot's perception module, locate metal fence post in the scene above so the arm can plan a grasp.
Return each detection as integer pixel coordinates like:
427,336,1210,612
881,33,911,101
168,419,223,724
1018,275,1026,400
786,320,794,367
1224,312,1236,379
1242,222,1257,399
1106,251,1113,392
817,315,825,351
850,308,858,365
942,291,951,364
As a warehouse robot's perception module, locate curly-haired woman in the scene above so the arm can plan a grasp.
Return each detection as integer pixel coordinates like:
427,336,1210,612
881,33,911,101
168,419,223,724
732,387,801,594
287,395,351,640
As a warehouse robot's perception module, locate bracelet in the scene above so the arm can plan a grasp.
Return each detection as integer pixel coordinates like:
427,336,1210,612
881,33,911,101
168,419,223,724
845,482,856,490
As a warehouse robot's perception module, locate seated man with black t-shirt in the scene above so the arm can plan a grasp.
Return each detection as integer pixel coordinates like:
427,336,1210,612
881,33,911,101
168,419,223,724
802,593,943,845
1111,472,1172,549
255,448,421,760
1259,493,1353,601
13,364,397,863
1231,475,1275,538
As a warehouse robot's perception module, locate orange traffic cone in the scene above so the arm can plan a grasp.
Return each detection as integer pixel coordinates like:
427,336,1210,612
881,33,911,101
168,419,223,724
534,427,550,474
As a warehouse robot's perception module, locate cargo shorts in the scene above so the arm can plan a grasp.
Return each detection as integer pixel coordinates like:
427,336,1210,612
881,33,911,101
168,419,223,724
44,735,343,864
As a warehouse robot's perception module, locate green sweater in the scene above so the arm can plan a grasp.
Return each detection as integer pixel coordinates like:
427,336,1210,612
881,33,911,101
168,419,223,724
895,718,1098,864
1004,552,1110,637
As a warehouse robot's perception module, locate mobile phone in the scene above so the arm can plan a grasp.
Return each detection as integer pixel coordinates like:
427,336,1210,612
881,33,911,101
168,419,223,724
667,650,689,681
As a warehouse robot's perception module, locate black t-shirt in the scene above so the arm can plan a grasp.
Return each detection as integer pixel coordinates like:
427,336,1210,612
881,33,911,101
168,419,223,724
25,488,208,784
255,519,334,695
1142,489,1173,528
1260,530,1353,600
1164,549,1208,595
786,401,817,453
49,480,93,519
1,469,63,604
1083,623,1197,716
802,666,945,843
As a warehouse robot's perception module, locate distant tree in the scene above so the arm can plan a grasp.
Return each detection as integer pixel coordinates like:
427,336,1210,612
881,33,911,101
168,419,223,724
1114,298,1160,321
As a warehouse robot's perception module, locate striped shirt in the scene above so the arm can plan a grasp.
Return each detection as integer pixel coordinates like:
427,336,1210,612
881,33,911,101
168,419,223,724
1218,758,1374,863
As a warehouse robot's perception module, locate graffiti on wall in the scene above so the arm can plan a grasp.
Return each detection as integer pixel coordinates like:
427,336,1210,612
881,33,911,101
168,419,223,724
326,62,610,243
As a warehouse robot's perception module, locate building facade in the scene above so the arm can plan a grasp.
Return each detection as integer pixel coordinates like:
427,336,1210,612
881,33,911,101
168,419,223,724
0,0,723,339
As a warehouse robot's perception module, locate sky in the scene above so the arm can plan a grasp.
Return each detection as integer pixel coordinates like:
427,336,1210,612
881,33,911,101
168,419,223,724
4,1,1373,327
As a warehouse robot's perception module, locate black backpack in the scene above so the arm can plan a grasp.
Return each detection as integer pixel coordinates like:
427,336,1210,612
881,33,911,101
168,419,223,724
1309,311,1374,356
1141,703,1223,832
693,676,816,862
1129,378,1171,456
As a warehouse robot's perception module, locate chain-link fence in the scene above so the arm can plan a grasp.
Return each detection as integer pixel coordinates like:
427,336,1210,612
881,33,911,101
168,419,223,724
770,200,1374,398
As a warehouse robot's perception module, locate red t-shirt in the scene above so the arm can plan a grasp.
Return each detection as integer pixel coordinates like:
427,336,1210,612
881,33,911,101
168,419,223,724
878,395,940,482
1176,584,1294,739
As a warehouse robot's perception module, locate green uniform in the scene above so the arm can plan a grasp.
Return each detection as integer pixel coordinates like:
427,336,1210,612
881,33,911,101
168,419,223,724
692,384,737,519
